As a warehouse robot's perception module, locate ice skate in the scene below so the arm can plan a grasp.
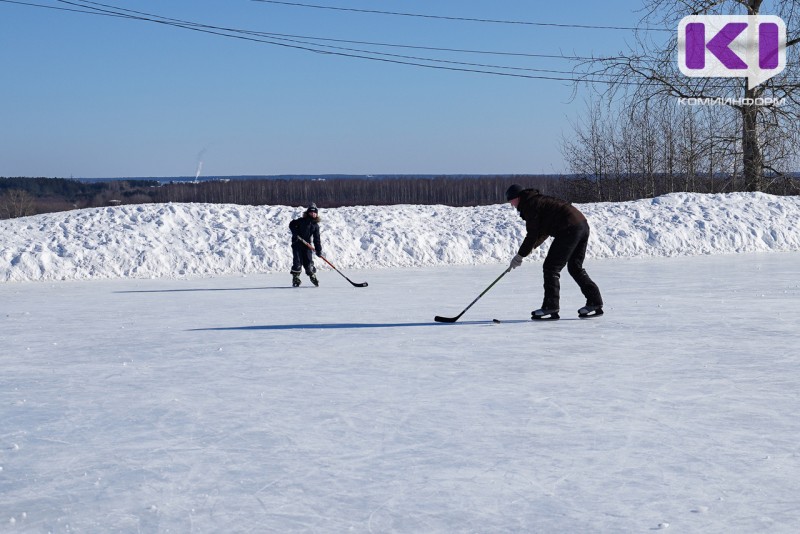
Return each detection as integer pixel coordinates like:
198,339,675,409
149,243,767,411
578,303,603,318
532,308,560,321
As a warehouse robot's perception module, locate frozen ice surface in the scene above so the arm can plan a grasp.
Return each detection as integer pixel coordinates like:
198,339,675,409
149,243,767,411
2,252,800,532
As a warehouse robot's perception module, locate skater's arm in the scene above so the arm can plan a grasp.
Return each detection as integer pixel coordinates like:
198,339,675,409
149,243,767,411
518,218,547,257
313,225,322,256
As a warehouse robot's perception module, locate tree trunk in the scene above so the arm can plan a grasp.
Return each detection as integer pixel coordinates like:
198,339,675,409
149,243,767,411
741,86,764,192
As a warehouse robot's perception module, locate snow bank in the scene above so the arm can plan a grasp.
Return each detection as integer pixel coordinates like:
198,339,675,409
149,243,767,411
1,192,799,282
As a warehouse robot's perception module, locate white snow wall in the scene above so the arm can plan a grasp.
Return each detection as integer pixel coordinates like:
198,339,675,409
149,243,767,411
1,192,799,282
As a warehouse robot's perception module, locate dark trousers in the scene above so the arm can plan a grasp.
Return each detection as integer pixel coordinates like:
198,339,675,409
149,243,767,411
541,221,602,310
291,245,316,276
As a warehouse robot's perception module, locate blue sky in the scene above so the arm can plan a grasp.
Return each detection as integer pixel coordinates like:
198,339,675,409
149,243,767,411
1,0,650,178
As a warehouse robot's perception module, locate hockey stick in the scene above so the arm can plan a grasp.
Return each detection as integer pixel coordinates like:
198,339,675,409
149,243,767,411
297,237,368,288
434,268,510,323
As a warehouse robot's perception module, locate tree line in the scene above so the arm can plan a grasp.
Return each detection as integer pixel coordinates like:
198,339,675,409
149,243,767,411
0,175,559,218
3,170,798,219
145,175,564,208
0,177,158,219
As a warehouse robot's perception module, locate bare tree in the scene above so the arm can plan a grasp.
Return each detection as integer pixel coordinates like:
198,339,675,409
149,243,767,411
0,189,35,219
561,100,618,201
577,0,800,192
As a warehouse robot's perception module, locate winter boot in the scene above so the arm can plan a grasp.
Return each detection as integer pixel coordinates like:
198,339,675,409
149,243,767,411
292,273,302,287
532,308,560,321
578,303,603,318
309,273,319,287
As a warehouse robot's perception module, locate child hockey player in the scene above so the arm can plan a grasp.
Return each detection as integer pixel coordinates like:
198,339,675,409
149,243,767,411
289,203,323,287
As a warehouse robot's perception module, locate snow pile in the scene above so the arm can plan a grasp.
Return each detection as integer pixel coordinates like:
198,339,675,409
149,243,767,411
586,192,800,257
1,191,799,282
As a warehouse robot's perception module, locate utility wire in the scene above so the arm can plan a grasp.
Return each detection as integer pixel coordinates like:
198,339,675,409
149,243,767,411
64,0,624,62
5,0,795,86
251,0,672,32
4,0,630,84
1,0,117,14
234,30,605,76
245,31,623,62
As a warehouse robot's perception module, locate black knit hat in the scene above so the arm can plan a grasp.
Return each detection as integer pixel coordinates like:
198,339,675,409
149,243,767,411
505,184,524,201
306,203,318,214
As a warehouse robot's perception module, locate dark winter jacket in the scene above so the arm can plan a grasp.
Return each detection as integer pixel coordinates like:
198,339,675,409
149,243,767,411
515,189,587,257
289,214,322,255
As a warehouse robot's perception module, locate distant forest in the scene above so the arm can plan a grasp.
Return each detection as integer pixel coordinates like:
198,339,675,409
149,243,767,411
1,173,798,219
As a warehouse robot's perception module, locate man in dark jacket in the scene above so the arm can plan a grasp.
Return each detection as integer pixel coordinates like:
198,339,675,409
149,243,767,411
506,184,603,320
289,203,323,287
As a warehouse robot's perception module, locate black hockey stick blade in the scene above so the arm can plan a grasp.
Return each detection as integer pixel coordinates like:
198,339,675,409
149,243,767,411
322,258,368,287
297,237,368,288
434,268,510,323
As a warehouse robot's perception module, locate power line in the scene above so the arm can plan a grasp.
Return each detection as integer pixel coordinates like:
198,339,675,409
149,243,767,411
6,0,796,86
61,0,624,62
2,0,633,85
246,31,623,63
251,0,672,32
245,33,603,76
0,0,114,15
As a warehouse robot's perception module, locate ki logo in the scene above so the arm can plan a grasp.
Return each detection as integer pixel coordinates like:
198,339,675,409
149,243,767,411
678,15,786,89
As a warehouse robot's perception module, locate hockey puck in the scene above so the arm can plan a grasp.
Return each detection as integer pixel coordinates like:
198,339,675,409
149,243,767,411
492,318,501,323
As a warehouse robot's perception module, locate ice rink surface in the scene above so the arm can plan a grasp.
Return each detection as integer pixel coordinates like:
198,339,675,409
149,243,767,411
2,252,799,532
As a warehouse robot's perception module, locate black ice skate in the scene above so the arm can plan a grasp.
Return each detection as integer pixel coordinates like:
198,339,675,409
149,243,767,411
309,273,319,287
532,308,560,321
578,304,603,318
292,274,302,287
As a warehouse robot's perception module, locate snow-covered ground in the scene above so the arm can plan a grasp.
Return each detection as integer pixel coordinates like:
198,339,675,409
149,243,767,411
2,192,800,532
